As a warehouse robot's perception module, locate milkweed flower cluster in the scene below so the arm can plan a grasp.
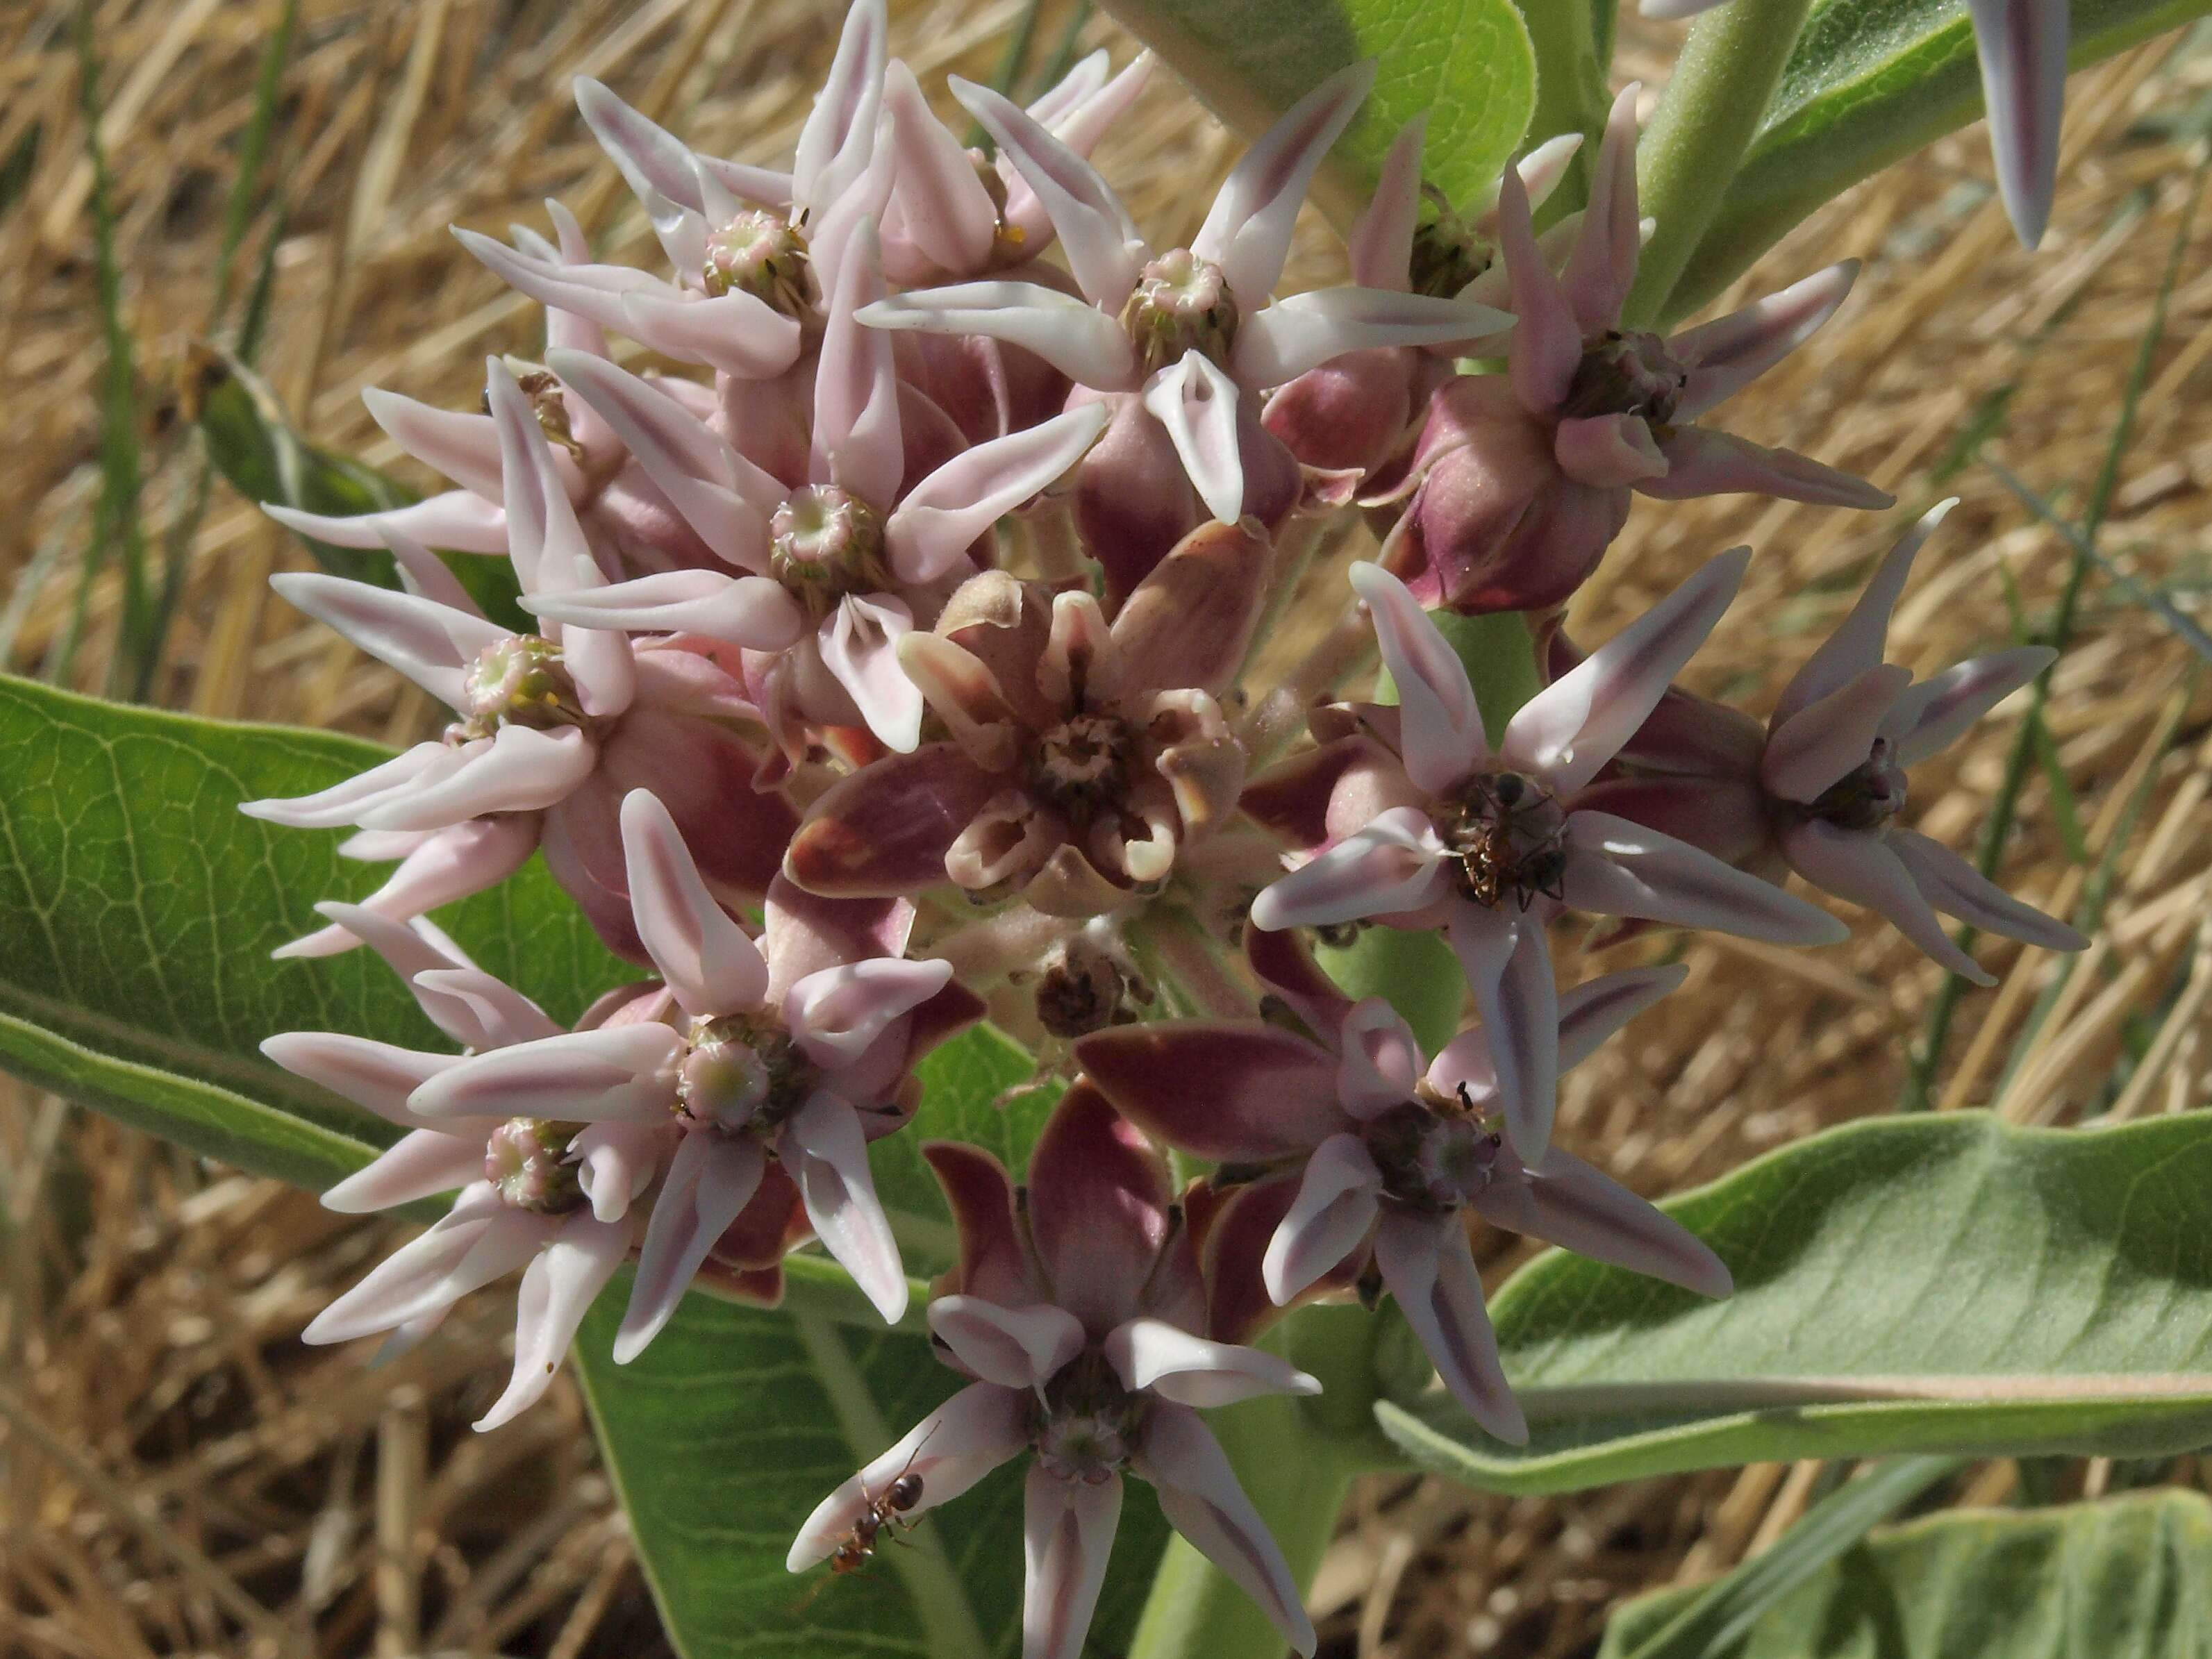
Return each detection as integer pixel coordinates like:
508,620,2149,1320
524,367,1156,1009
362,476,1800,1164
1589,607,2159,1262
250,6,2086,1652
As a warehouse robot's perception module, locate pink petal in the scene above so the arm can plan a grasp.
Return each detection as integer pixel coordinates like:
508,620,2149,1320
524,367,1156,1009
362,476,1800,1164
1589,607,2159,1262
1643,426,1893,510
1247,806,1450,931
476,1212,631,1429
785,957,955,1070
1141,352,1245,524
1561,85,1644,335
375,525,482,614
787,1381,1030,1572
949,76,1147,307
260,1032,458,1131
572,77,710,253
1970,0,2068,249
885,404,1110,584
619,788,770,1019
820,594,924,752
1372,1209,1526,1442
780,1092,908,1323
859,283,1138,389
1076,1022,1345,1161
1194,60,1375,307
1674,261,1860,418
1022,1465,1124,1659
267,572,499,711
1445,908,1560,1162
1565,810,1850,945
355,724,597,833
1477,1144,1732,1299
525,569,805,649
1336,998,1425,1115
1104,1316,1319,1408
1554,412,1668,488
1553,963,1688,1074
451,226,657,338
305,1194,556,1344
1884,645,2055,767
322,1128,488,1215
618,287,806,378
1496,165,1581,415
1348,117,1424,292
1135,1403,1317,1656
1233,287,1510,388
1347,561,1486,794
812,217,904,506
1762,662,1915,803
240,742,455,831
881,60,998,277
573,1120,666,1224
1026,1083,1171,1338
614,1133,766,1362
263,490,509,556
360,387,504,498
1887,828,2086,953
1772,500,1954,727
1643,0,1731,14
408,1024,683,1123
1262,1134,1383,1303
929,1295,1086,1390
790,0,885,215
1503,546,1749,797
1783,819,1994,978
273,819,538,960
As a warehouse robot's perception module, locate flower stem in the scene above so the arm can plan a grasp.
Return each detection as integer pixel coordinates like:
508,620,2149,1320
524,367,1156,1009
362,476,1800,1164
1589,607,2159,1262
1623,0,1813,328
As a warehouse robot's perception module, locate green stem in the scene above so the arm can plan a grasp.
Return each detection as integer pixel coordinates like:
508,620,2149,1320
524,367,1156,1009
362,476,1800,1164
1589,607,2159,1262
1623,0,1813,328
1515,0,1613,215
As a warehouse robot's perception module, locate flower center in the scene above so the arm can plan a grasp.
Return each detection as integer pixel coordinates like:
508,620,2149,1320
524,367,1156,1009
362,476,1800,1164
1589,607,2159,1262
769,485,889,606
702,208,814,315
677,1014,817,1135
1031,712,1133,815
1120,249,1239,375
1440,772,1568,910
449,635,586,743
1031,1351,1145,1485
485,1117,585,1212
1363,1092,1504,1212
1559,330,1688,427
1801,738,1909,833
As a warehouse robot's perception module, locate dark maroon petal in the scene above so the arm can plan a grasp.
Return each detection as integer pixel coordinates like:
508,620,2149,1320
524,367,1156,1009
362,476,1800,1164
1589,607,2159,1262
922,1140,1041,1306
1198,1175,1361,1347
1243,926,1356,1042
1026,1081,1172,1338
763,876,916,1000
784,742,999,897
710,1159,808,1270
1240,733,1415,853
601,707,797,904
1074,390,1208,608
1568,775,1773,870
1111,519,1273,697
1261,347,1416,478
1074,1023,1343,1161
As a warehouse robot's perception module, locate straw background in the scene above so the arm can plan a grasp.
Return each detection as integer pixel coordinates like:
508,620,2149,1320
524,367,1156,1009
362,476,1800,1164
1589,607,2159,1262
3,1,2210,1653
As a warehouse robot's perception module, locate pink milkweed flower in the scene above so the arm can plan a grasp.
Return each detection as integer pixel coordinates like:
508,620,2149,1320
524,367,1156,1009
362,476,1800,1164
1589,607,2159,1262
1379,87,1890,616
787,1085,1322,1659
1244,556,1846,1159
856,63,1512,601
1642,0,2065,249
1572,502,2088,983
242,362,795,961
456,0,893,378
407,790,978,1336
517,223,1109,755
1078,929,1727,1439
263,904,648,1431
1263,117,1584,483
783,519,1268,917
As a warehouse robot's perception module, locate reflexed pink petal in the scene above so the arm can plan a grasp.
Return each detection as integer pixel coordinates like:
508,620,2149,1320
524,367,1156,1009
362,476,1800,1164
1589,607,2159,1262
274,819,540,961
262,1031,461,1133
1194,60,1374,307
1971,0,2068,249
267,574,492,712
241,742,454,829
1772,500,1953,727
349,947,558,1056
322,1128,489,1215
356,723,598,833
1026,1083,1170,1337
1888,828,2087,953
818,594,923,752
860,283,1139,389
1642,0,1731,15
1502,547,1749,797
922,1141,1041,1306
1674,262,1859,418
1761,662,1914,803
1477,1144,1732,1299
1104,1315,1320,1408
1883,645,2055,767
1263,1134,1382,1303
305,1194,558,1344
950,76,1146,307
781,1092,908,1323
453,226,660,337
573,76,710,250
361,387,505,499
812,218,904,506
886,405,1110,583
1136,1403,1317,1656
1565,810,1850,945
791,0,886,215
408,1024,683,1122
1643,426,1892,509
1233,287,1510,388
619,788,770,1019
1554,412,1668,488
785,957,956,1069
1074,1022,1345,1161
785,740,1001,897
573,1120,665,1223
1553,963,1688,1073
1372,1209,1526,1442
1780,819,1992,983
1247,806,1450,931
787,1381,1029,1571
1141,353,1245,524
1336,998,1425,1115
619,287,806,378
614,1133,766,1361
881,60,998,277
476,1211,631,1429
929,1295,1086,1390
1561,85,1644,333
1347,561,1486,794
1497,165,1580,416
1022,1465,1124,1659
526,569,806,649
1445,908,1560,1162
1348,117,1425,291
376,525,481,614
263,491,509,556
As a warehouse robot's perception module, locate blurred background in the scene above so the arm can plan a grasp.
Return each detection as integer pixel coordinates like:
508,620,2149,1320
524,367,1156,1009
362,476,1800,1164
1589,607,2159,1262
3,1,2210,1653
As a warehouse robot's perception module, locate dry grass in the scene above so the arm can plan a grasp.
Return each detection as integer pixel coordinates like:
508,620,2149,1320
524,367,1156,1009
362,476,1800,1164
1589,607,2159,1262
3,1,2211,1654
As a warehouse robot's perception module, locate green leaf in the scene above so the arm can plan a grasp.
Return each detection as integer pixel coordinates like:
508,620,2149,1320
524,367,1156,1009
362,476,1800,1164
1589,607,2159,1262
1670,0,2212,317
1377,1111,2212,1492
1094,0,1536,225
182,344,526,629
1598,1489,2212,1658
0,672,633,1190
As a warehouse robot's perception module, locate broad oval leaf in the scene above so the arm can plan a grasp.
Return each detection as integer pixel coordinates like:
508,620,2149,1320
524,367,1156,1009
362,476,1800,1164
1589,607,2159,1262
1670,0,2212,318
1599,1489,2212,1658
1095,0,1536,226
1378,1111,2212,1491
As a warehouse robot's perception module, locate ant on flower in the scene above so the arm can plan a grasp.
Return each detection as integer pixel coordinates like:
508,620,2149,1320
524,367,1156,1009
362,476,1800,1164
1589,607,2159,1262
797,1425,940,1606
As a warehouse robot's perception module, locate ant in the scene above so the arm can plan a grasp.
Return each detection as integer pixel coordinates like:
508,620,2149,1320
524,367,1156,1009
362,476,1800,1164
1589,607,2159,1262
796,1424,939,1608
1449,773,1569,912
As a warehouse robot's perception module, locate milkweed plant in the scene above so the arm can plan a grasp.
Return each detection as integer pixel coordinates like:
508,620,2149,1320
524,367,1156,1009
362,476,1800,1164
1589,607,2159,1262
19,1,2212,1655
